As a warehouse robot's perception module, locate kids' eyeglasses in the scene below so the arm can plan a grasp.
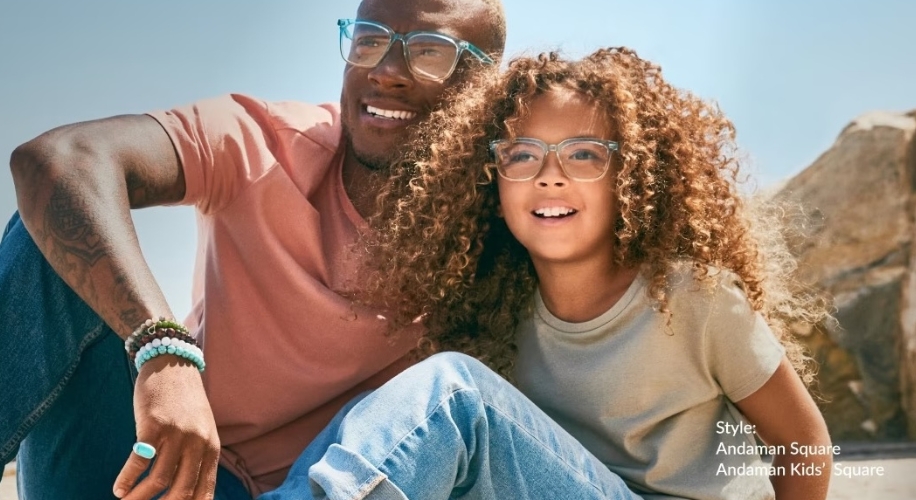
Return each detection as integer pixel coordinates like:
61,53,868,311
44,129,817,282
338,19,495,82
489,137,620,182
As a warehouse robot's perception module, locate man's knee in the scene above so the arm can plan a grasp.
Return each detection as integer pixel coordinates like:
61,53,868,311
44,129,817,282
419,352,501,388
2,212,22,240
424,351,484,373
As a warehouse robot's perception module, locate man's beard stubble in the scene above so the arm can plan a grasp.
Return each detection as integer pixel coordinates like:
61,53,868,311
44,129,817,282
341,122,400,173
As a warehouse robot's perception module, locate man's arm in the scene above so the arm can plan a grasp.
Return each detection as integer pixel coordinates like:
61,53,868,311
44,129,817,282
9,115,220,500
10,114,183,337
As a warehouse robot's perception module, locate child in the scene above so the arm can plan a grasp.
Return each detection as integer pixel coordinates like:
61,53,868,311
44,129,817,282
262,48,833,500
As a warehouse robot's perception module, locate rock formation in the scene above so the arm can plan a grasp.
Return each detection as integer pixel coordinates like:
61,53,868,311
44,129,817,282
769,110,916,441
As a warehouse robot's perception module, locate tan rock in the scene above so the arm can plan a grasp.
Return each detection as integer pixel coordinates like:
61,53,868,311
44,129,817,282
770,110,916,441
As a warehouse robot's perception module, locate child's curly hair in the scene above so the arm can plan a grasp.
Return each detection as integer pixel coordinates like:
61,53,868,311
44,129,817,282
358,47,825,384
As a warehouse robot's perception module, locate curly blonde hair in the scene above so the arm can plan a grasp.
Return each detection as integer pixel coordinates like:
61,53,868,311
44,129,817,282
359,47,825,384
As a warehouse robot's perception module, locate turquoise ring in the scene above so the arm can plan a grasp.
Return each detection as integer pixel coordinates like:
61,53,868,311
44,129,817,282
132,442,156,460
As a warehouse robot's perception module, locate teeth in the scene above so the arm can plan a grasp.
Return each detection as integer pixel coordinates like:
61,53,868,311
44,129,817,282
534,207,576,217
367,105,417,120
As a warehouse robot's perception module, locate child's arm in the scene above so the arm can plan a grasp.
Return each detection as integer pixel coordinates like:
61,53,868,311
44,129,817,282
734,357,833,500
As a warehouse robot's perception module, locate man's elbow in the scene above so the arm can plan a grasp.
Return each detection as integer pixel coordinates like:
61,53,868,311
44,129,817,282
9,127,101,218
10,136,57,214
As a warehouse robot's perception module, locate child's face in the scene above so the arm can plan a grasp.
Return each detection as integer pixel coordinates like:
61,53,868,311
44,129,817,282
496,90,619,269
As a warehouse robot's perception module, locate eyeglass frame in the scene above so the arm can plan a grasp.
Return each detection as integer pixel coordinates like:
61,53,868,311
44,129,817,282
488,137,620,182
337,18,495,82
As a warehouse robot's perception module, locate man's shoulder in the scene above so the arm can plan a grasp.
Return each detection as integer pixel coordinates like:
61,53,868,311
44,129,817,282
252,95,341,130
259,96,342,153
227,93,340,139
176,93,342,150
155,93,341,131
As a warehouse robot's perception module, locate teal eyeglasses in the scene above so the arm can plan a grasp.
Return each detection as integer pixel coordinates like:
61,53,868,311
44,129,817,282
338,19,494,82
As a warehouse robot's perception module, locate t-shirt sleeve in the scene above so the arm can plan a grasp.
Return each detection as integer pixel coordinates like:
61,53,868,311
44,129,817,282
704,273,786,402
147,94,277,214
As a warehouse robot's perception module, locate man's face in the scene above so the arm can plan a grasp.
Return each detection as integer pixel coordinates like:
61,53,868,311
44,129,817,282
340,0,494,171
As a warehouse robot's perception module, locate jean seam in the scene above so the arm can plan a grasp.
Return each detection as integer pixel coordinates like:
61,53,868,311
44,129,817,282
370,386,610,498
343,473,387,500
0,321,109,464
482,399,609,496
348,387,471,499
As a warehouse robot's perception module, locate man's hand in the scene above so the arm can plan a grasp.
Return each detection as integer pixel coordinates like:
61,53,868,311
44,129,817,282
114,357,220,500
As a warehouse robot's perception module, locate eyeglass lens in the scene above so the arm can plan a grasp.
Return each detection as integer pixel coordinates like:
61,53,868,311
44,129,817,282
341,22,460,79
495,140,610,180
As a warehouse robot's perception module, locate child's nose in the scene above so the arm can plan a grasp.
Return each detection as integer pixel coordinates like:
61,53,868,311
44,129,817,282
535,152,569,188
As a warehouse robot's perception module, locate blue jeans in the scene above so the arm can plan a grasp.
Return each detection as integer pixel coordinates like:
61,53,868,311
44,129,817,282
0,212,249,499
259,352,640,500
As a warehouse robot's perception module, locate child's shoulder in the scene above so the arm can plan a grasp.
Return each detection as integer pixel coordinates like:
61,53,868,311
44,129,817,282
651,263,760,346
664,262,752,315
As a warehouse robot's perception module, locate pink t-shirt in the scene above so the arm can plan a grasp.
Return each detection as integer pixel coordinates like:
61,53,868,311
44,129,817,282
149,94,419,494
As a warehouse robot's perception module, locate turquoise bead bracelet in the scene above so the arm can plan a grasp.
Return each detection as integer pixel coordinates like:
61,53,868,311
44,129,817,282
134,336,206,373
126,317,205,372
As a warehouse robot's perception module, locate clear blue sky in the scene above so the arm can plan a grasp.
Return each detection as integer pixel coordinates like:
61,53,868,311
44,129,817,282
1,0,914,319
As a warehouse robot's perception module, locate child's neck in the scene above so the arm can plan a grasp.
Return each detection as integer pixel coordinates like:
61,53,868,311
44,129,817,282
534,259,639,324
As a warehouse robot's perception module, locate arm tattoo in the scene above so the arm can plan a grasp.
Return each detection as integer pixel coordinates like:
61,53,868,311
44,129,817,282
39,176,156,336
45,178,106,265
113,267,147,334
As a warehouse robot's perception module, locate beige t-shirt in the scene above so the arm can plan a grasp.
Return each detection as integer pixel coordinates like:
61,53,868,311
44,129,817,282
514,267,785,500
149,95,419,494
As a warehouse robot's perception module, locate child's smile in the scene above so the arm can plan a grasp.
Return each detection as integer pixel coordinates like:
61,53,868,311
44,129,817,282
532,204,578,219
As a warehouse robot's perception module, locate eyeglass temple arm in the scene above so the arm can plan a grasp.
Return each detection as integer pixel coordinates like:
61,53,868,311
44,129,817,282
458,40,494,65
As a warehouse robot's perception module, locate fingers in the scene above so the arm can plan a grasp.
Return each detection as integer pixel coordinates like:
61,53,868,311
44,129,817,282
122,445,180,500
190,443,221,500
113,444,155,498
114,440,220,500
164,436,219,500
161,454,201,500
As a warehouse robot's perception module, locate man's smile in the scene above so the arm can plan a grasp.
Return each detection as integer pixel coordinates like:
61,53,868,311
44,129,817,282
366,105,418,120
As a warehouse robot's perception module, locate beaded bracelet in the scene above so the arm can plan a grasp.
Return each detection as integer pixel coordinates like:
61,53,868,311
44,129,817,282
125,317,194,357
132,329,197,357
134,336,206,373
125,317,205,372
126,317,186,349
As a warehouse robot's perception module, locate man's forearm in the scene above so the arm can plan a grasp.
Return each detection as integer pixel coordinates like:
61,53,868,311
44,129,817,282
11,135,175,338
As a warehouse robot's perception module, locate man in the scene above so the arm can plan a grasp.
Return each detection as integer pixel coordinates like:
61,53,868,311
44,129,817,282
1,0,506,498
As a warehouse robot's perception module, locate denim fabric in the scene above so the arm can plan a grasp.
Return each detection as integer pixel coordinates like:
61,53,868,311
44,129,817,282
0,212,249,500
260,352,641,500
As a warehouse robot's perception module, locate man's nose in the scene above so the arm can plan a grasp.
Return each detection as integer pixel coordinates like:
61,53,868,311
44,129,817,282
368,39,413,88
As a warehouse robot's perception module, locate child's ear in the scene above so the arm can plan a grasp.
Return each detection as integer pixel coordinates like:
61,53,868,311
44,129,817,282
497,204,504,218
